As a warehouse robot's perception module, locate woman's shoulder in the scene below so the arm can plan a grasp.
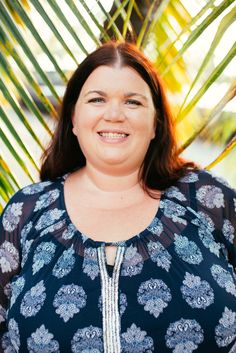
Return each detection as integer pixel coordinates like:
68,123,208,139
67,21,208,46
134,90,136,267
178,168,235,192
1,176,65,223
174,169,236,222
164,168,236,212
5,177,64,204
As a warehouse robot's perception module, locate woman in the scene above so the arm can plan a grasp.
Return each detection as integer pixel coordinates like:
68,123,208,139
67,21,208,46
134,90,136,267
0,41,236,353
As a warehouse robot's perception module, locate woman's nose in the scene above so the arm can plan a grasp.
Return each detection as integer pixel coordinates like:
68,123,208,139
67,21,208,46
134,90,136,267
103,101,125,122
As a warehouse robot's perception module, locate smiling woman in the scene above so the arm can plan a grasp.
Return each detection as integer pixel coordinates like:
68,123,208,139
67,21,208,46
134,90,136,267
0,41,236,353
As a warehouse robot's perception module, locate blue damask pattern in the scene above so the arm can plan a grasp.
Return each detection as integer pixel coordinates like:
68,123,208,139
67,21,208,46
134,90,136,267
121,324,154,352
2,202,23,232
27,325,59,353
2,332,15,353
10,276,25,307
192,211,221,256
7,319,20,352
211,264,236,296
20,222,34,267
21,239,34,267
21,181,52,195
148,240,172,271
20,280,46,318
39,219,66,237
34,189,60,212
35,209,65,231
160,200,187,225
196,185,224,209
119,293,128,316
0,241,19,273
174,234,203,265
147,217,163,236
180,172,199,183
53,284,87,322
138,278,172,318
20,221,33,244
192,211,215,232
222,220,235,244
71,326,103,353
215,307,236,347
52,245,75,278
166,186,187,201
165,318,204,353
121,245,143,277
82,247,99,280
180,272,214,309
32,241,56,275
62,222,77,240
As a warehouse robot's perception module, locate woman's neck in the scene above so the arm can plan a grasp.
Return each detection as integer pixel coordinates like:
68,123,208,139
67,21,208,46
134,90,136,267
78,164,142,194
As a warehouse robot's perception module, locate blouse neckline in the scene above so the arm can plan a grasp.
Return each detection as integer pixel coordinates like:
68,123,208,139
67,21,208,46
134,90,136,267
59,175,166,248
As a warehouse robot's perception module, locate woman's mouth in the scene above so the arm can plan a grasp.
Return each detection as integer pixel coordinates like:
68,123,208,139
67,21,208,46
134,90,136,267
98,132,128,138
97,131,129,142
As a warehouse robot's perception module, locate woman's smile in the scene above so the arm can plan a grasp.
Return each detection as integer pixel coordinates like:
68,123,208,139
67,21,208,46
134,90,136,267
97,130,130,143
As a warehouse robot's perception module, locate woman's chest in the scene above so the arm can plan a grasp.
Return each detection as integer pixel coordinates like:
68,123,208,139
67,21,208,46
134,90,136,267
7,234,236,353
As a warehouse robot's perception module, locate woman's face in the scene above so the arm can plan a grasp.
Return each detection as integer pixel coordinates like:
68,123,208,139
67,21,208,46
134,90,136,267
72,65,156,175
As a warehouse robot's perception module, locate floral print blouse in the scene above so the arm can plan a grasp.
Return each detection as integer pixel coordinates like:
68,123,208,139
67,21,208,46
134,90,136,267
0,169,236,353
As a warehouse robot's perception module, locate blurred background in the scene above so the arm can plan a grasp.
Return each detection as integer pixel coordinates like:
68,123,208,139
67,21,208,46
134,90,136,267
0,0,236,210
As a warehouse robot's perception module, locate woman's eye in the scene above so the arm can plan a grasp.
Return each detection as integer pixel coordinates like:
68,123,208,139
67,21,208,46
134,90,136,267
126,99,142,106
88,97,105,103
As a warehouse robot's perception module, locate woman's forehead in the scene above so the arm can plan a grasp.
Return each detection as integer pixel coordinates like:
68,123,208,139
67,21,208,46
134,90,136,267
81,65,152,95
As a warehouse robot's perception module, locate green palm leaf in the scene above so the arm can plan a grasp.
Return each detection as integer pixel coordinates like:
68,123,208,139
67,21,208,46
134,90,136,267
177,6,236,119
179,42,236,121
30,0,80,66
206,135,236,170
179,81,236,153
0,25,58,118
161,0,235,76
0,2,61,101
0,53,53,136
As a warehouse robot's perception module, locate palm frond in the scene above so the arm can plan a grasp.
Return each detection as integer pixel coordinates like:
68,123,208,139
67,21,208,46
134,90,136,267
178,81,236,153
179,42,236,121
206,135,236,170
177,5,236,119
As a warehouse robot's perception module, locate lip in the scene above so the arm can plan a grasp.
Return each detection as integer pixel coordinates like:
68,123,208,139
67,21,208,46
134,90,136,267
97,130,130,143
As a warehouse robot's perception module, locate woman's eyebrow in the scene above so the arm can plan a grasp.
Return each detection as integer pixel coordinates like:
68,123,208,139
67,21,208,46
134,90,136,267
124,92,148,101
84,90,106,97
85,90,148,101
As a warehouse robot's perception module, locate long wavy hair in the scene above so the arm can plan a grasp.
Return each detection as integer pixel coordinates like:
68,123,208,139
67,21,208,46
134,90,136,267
40,41,196,193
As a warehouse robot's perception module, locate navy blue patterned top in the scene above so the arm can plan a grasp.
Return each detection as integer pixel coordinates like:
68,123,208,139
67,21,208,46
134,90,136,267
0,170,236,353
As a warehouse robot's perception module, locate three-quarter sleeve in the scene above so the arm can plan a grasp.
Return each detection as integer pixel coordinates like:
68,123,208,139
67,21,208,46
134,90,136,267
0,189,33,350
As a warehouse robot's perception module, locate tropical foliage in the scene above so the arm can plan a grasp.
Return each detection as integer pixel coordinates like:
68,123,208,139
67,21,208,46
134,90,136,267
1,0,235,210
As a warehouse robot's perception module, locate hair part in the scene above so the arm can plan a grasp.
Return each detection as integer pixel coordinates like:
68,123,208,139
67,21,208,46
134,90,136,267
40,41,197,195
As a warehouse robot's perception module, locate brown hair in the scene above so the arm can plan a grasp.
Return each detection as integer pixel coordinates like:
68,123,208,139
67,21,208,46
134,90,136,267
40,41,196,194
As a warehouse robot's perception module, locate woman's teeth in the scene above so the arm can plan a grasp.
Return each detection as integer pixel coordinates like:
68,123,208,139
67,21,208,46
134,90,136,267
98,132,128,138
